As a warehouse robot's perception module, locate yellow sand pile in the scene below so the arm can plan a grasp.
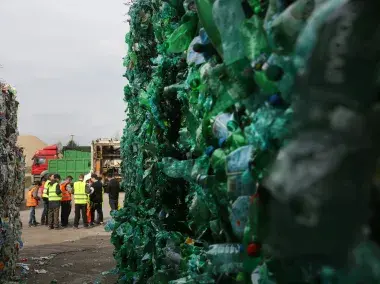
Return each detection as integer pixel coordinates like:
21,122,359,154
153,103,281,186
17,135,47,171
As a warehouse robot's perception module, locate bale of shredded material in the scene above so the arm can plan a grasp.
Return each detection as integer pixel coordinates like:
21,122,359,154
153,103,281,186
0,82,25,281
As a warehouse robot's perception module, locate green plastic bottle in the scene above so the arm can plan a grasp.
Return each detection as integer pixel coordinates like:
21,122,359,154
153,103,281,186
212,0,246,65
194,0,223,56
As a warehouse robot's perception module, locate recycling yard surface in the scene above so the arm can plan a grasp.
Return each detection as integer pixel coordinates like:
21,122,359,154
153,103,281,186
16,192,124,283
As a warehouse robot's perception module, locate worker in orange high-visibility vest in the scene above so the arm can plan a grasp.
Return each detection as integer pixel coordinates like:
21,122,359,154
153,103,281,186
60,176,73,228
27,181,41,227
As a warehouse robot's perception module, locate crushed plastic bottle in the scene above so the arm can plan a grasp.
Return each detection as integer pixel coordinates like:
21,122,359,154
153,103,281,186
211,113,234,141
212,0,246,65
160,157,195,181
163,247,182,265
104,219,115,232
191,155,210,180
268,0,315,53
229,196,251,240
226,146,255,197
206,243,244,273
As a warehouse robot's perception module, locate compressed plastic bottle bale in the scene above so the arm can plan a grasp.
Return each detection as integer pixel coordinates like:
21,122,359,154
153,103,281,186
0,82,24,280
0,92,7,136
264,0,380,272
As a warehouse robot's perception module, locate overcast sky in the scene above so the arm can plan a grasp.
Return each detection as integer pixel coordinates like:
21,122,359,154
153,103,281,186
0,0,128,145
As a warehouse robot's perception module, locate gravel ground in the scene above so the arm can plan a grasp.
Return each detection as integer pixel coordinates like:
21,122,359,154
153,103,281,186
17,235,118,284
15,193,124,283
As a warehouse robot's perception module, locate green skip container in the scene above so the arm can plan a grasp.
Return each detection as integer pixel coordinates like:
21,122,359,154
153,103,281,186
48,158,91,181
63,149,91,159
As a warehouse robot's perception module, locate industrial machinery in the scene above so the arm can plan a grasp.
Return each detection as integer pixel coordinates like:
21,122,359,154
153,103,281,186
91,138,121,181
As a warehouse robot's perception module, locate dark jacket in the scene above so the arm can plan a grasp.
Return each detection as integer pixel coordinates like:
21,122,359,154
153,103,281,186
107,179,120,201
48,183,62,208
90,181,103,203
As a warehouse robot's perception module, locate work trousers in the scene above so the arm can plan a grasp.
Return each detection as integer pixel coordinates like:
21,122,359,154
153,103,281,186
60,201,71,227
48,207,60,228
41,198,49,225
109,199,118,212
29,207,37,225
90,202,103,224
74,204,88,228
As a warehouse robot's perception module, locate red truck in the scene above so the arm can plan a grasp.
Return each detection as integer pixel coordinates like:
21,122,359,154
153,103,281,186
31,144,59,182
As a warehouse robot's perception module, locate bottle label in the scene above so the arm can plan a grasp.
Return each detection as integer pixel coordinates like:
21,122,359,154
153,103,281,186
226,146,254,174
212,113,233,140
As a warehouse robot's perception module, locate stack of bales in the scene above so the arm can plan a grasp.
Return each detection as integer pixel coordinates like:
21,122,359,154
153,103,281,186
111,0,368,283
0,82,25,281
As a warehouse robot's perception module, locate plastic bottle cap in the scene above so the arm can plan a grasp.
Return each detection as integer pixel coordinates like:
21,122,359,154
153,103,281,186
205,146,215,157
239,244,245,253
193,43,203,53
247,242,260,257
218,138,226,148
268,94,284,106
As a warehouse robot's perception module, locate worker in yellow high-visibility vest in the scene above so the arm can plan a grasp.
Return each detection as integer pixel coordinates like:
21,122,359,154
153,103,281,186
47,174,62,230
72,174,91,229
41,173,54,226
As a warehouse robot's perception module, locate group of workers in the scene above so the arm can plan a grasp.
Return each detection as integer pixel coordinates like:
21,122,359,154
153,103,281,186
26,173,120,229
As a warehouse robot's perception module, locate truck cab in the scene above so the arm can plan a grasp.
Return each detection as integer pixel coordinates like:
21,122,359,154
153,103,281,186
31,144,59,182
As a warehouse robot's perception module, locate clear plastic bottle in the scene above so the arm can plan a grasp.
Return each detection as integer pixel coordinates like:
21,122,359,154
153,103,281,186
163,247,182,265
229,196,251,240
211,113,234,141
207,244,244,272
226,146,255,196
